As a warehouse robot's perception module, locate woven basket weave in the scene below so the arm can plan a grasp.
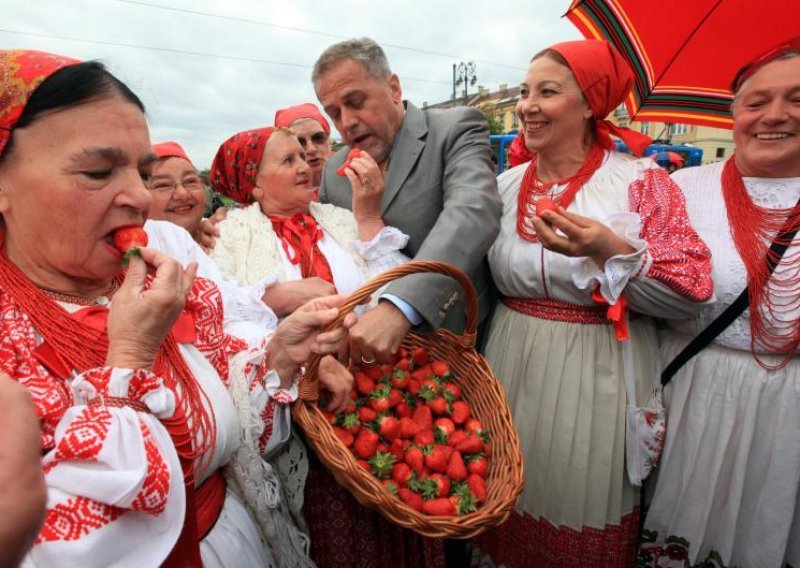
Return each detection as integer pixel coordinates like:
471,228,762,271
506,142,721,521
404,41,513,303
292,261,524,539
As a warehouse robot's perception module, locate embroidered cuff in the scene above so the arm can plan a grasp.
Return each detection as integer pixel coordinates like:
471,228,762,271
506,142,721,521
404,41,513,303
72,366,176,419
349,226,410,261
571,211,649,304
264,367,301,405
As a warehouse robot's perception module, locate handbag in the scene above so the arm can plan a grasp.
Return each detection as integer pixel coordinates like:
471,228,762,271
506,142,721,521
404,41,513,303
625,200,800,486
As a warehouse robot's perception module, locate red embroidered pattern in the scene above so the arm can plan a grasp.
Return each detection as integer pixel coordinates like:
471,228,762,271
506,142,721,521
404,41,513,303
502,296,609,324
259,398,277,454
473,508,640,568
37,497,125,544
130,421,170,515
54,406,112,462
629,168,714,302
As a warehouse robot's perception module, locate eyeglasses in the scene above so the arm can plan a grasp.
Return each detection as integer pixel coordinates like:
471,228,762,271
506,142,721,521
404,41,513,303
148,174,205,194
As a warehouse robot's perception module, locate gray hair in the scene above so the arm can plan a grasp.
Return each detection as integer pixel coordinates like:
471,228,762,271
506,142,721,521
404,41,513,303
312,38,392,85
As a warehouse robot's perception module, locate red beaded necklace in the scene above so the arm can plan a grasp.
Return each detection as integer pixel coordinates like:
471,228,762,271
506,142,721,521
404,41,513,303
516,144,604,242
0,237,216,483
721,157,800,369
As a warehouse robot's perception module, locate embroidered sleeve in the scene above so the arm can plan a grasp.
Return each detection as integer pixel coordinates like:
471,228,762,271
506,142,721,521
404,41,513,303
31,365,185,567
629,167,714,302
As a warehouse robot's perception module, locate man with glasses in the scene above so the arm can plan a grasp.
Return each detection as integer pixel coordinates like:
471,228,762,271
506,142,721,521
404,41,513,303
274,103,333,192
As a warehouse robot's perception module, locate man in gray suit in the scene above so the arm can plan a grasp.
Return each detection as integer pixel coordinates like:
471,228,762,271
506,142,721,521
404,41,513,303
313,38,501,364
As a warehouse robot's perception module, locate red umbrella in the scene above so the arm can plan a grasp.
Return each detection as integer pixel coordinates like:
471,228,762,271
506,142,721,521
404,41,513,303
650,151,685,166
564,0,800,129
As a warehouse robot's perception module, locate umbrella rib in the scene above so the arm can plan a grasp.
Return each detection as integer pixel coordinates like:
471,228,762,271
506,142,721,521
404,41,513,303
651,0,726,98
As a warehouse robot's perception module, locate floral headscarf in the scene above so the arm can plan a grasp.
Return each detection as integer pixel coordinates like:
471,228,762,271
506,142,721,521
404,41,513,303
210,127,274,204
0,50,80,158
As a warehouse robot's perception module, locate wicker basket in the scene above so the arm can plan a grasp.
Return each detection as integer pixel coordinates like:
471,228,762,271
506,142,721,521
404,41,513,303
292,260,524,539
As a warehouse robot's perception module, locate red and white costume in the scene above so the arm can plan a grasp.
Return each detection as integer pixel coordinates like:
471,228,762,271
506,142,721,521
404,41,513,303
1,278,313,567
475,151,713,567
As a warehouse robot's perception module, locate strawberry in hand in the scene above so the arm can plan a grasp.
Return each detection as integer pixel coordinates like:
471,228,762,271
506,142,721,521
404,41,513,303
336,148,363,176
113,226,148,265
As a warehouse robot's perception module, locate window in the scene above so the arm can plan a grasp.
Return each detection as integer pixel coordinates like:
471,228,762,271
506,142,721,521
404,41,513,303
716,147,726,158
512,113,519,128
641,122,649,135
670,123,688,135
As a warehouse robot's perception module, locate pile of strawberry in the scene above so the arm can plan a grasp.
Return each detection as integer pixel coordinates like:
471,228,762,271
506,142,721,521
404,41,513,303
320,346,491,517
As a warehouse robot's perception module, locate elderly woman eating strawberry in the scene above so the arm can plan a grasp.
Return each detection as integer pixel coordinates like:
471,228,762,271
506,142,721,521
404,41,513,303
0,49,354,567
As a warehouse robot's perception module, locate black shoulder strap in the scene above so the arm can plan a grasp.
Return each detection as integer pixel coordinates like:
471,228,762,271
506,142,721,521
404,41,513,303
661,199,800,386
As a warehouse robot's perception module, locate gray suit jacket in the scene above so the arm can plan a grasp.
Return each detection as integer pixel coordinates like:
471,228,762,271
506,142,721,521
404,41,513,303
319,101,501,332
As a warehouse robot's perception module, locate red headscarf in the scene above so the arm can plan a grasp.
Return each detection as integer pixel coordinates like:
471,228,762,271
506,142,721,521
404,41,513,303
210,127,274,204
153,141,192,164
274,103,331,134
508,132,533,167
548,40,652,157
0,50,80,159
731,36,800,93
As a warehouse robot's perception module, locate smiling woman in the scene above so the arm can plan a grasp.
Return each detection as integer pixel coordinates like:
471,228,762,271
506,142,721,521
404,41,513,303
640,38,800,568
0,49,358,567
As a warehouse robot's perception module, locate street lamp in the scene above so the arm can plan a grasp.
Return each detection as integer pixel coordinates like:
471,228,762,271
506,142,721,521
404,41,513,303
453,61,477,106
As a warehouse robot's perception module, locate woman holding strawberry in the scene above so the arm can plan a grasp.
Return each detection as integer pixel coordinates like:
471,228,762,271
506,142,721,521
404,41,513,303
0,50,355,566
474,40,714,566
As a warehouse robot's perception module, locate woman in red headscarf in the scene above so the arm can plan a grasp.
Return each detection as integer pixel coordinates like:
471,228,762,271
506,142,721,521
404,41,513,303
0,50,355,567
209,127,408,317
473,40,714,567
640,38,800,568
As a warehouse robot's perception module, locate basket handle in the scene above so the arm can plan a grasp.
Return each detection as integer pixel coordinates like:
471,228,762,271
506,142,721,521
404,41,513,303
299,260,479,403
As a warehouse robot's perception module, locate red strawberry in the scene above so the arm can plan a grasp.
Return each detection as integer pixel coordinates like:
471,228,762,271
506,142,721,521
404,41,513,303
442,382,462,399
394,358,411,372
353,428,379,459
467,455,488,478
407,379,422,397
424,474,451,498
414,429,435,446
380,364,394,378
424,445,448,473
320,408,336,424
395,401,413,419
422,497,456,516
364,365,382,381
368,451,396,479
431,360,451,378
332,426,354,447
335,148,363,176
447,450,468,482
405,446,424,473
412,369,432,383
484,442,493,458
341,412,361,435
382,479,399,494
467,474,487,503
388,388,403,408
448,430,467,448
355,372,376,395
464,418,483,433
428,396,449,416
113,226,148,263
357,459,371,473
411,347,428,367
450,487,477,515
390,370,409,390
451,401,471,425
439,444,454,463
389,438,407,462
399,417,420,439
378,415,401,442
358,406,378,423
397,488,423,512
434,418,455,437
413,405,434,431
369,385,391,414
455,434,484,454
391,462,414,486
535,196,558,216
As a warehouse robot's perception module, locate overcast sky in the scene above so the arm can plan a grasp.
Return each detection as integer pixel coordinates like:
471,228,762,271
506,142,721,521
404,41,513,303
2,0,581,168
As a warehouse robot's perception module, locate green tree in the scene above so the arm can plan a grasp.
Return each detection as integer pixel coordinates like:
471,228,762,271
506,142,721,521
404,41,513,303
481,110,505,135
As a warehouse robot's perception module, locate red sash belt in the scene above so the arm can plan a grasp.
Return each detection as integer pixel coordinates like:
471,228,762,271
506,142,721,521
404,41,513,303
501,296,609,325
195,470,227,540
